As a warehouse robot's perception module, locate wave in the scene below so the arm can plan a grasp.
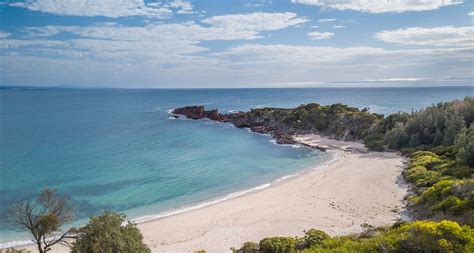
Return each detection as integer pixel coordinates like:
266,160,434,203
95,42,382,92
0,239,33,249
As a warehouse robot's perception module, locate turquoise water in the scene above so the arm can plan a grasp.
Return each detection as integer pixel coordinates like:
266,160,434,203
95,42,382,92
0,86,472,245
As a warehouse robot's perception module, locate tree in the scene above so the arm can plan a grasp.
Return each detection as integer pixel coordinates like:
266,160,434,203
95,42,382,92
7,188,75,253
71,211,150,253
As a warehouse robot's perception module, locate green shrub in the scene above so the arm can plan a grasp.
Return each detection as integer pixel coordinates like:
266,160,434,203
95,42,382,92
71,211,150,253
303,229,330,247
303,220,474,253
364,135,385,151
259,237,297,253
239,241,259,253
419,179,474,225
394,220,474,252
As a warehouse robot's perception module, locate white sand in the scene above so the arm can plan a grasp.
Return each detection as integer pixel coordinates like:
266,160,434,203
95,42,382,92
17,135,408,253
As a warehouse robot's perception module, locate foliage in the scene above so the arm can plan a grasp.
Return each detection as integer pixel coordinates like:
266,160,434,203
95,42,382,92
234,241,259,253
363,134,385,151
306,220,474,253
7,189,75,253
71,211,150,253
400,150,474,226
419,179,474,226
454,123,474,167
303,229,329,248
246,103,381,140
382,97,473,162
235,221,474,253
259,237,297,253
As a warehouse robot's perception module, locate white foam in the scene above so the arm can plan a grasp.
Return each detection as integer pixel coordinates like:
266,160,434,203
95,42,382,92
0,239,33,249
268,139,301,148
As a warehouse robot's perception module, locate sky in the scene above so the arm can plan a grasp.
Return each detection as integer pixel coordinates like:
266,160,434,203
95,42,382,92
0,0,473,88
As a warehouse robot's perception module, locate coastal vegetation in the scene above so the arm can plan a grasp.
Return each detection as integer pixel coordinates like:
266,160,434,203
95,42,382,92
71,211,150,253
370,97,474,226
7,189,75,253
8,190,149,253
234,221,474,253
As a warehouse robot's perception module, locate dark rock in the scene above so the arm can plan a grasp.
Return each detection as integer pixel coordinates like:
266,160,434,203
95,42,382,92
273,133,297,145
204,109,222,121
172,106,206,119
172,105,332,152
172,106,225,121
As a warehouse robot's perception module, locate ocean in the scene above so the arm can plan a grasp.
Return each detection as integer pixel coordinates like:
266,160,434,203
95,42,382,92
0,86,472,246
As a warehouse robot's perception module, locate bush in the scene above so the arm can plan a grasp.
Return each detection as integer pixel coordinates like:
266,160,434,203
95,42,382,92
71,211,150,253
419,179,474,225
238,241,259,253
302,220,474,253
259,237,297,253
394,220,474,252
303,229,330,247
364,135,385,151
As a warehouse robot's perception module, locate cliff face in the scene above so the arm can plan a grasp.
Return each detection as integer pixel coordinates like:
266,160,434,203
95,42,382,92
172,103,382,146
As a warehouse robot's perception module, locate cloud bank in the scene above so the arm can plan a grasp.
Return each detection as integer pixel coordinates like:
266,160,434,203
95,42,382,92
374,26,474,46
291,0,462,13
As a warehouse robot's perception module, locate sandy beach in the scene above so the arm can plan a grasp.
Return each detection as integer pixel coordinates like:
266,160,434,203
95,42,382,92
18,135,408,253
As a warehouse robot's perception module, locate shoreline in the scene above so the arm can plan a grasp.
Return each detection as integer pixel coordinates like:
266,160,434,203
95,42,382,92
4,144,337,250
15,134,408,253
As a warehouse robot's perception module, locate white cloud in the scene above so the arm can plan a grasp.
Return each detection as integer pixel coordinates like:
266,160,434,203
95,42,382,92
0,39,69,49
469,12,474,16
6,12,308,67
9,0,178,18
291,0,463,13
0,31,11,38
166,0,193,14
1,13,472,87
24,12,307,42
374,26,474,46
209,44,472,86
2,41,472,87
332,25,345,29
201,12,308,34
308,31,334,40
318,18,336,23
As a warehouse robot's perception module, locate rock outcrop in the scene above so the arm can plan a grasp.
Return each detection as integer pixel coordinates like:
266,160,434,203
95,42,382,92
172,106,300,146
172,106,224,121
171,102,380,151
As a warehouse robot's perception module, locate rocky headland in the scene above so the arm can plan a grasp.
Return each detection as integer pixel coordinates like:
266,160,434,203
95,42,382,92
172,103,383,152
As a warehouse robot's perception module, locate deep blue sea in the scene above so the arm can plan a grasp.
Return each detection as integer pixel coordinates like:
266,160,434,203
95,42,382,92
0,86,472,246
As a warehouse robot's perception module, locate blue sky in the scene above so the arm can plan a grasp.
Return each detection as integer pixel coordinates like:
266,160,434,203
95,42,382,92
0,0,473,88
